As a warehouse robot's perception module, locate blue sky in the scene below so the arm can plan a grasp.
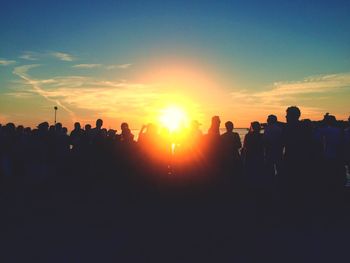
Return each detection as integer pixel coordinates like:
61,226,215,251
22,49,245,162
1,0,350,128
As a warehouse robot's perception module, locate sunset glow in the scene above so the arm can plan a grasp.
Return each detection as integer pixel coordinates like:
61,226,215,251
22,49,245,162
1,1,349,129
159,105,189,132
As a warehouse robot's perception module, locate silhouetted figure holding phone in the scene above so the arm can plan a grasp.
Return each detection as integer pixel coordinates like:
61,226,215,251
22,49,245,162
138,124,164,177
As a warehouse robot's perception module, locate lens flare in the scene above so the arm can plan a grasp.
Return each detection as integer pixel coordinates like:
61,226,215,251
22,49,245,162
159,105,189,132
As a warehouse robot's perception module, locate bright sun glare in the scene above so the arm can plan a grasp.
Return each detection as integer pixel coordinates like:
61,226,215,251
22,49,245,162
159,106,189,132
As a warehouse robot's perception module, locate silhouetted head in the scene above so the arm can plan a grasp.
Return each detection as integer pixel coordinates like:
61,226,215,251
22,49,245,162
24,127,31,135
5,123,16,134
16,125,24,134
348,116,350,123
108,129,116,137
211,116,221,127
121,122,129,132
62,127,68,135
325,114,337,127
37,122,49,132
55,122,62,131
74,122,81,130
250,121,261,133
286,106,301,124
208,116,221,135
302,119,313,129
267,114,277,125
85,124,91,131
225,121,234,132
96,119,103,129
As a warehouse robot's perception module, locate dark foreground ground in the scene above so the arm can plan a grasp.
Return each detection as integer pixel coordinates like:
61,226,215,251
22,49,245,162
1,172,350,263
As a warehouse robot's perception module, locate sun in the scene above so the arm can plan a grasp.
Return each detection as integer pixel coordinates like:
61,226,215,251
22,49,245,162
159,105,189,132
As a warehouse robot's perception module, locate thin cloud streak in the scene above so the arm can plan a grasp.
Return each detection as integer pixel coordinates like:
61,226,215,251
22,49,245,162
7,65,350,126
117,63,132,69
19,51,38,61
71,63,132,70
10,65,161,123
106,64,132,70
12,65,77,121
230,72,350,119
0,59,16,66
72,64,102,69
51,52,75,61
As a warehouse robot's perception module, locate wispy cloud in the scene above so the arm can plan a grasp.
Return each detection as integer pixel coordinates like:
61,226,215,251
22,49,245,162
10,64,161,124
229,72,350,120
72,64,102,69
19,51,38,61
106,63,132,70
51,52,75,61
12,64,77,121
4,91,35,99
117,63,132,69
0,59,16,66
70,63,133,70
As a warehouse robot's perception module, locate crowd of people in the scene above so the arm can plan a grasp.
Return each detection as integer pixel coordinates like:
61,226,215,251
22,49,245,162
0,106,350,195
1,106,350,262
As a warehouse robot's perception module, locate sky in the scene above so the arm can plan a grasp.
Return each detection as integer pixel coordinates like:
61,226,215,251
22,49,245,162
1,0,350,130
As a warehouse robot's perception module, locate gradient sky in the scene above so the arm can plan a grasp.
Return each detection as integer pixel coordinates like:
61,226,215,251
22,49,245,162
1,0,350,129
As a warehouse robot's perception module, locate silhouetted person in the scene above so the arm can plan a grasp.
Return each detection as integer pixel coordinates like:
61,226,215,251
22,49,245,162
69,122,85,171
91,119,103,142
53,123,70,174
0,123,17,176
208,116,221,137
85,124,92,134
221,121,242,169
319,114,345,192
282,106,309,179
83,124,92,145
280,106,319,218
138,123,168,177
220,121,242,181
282,106,315,167
62,127,68,136
120,122,134,143
96,119,103,130
31,122,51,176
70,122,84,148
204,116,222,178
345,116,350,169
138,123,159,154
243,122,265,188
263,115,283,177
12,125,27,176
221,121,241,159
